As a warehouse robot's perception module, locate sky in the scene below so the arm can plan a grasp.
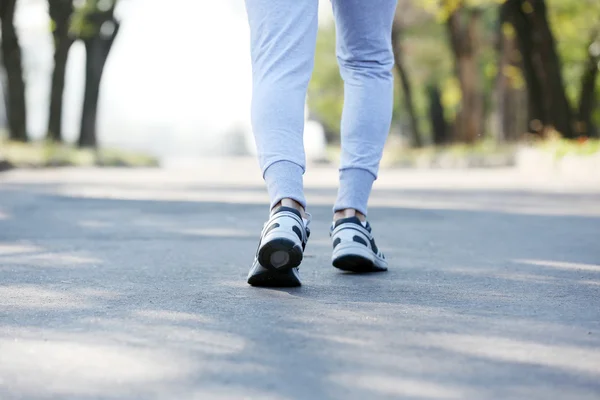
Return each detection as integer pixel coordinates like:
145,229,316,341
10,0,333,160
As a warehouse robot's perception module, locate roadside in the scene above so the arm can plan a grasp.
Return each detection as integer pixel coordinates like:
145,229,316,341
0,139,159,171
2,136,599,183
325,137,600,181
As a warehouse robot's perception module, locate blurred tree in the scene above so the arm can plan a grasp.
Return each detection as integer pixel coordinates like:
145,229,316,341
309,0,597,148
0,70,6,128
47,0,75,143
492,7,527,142
392,4,423,147
546,0,600,138
576,31,599,138
427,84,449,144
308,23,344,143
502,0,574,138
444,1,485,143
0,0,27,142
308,6,429,145
400,3,456,145
71,0,120,148
408,0,500,144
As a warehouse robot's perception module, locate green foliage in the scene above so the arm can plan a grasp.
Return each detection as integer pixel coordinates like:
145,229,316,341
380,137,600,168
397,17,455,137
420,0,504,20
308,18,447,142
307,24,344,137
69,0,117,39
537,136,600,158
308,0,600,145
324,137,517,168
0,139,159,168
547,0,600,126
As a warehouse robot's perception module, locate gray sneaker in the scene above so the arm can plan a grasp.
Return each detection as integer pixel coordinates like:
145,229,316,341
247,206,310,287
330,217,388,272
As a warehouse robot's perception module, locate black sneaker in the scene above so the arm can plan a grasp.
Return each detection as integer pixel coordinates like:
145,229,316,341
247,206,310,287
330,217,388,272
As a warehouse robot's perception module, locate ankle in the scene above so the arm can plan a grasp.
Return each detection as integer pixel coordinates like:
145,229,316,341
274,198,306,219
334,209,366,222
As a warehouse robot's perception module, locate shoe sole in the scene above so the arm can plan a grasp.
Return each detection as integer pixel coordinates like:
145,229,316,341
332,243,388,273
247,265,301,287
258,237,303,272
332,255,388,273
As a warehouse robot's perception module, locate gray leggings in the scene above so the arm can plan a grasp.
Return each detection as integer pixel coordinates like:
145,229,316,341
245,0,397,216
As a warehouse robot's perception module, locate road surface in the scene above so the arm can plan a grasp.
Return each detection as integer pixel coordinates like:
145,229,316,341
1,159,599,399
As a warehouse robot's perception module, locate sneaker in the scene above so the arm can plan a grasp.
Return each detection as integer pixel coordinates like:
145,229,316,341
247,206,310,287
330,217,388,272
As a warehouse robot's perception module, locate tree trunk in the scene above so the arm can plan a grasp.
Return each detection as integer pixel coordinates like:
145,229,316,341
427,84,448,145
78,21,119,148
0,0,27,142
446,5,484,144
576,33,599,138
493,17,509,143
493,14,527,142
0,72,7,127
392,19,423,147
48,40,73,142
47,0,74,142
503,0,574,138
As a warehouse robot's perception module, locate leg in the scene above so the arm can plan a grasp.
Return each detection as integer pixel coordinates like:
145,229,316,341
331,0,397,217
245,0,319,212
245,0,318,287
328,0,396,273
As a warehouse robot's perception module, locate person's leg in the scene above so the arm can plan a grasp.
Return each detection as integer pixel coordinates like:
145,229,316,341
329,0,397,273
245,0,319,215
331,0,397,220
244,0,318,286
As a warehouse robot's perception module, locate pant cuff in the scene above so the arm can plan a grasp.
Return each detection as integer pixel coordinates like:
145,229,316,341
264,160,306,210
333,168,376,216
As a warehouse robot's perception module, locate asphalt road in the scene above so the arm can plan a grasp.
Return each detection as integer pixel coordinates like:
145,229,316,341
1,159,599,400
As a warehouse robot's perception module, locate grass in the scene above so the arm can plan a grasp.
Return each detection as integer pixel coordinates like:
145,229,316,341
533,136,600,159
376,137,517,168
3,135,598,171
0,139,159,169
326,135,600,168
